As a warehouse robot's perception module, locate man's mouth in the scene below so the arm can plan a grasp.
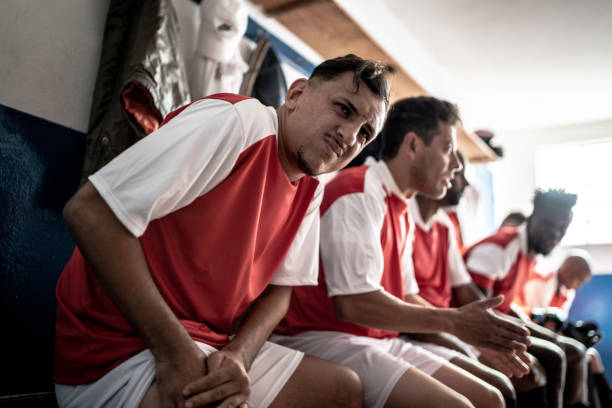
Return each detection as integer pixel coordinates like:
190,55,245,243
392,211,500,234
325,135,344,158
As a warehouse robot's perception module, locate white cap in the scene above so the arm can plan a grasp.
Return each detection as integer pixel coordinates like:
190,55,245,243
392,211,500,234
196,0,248,63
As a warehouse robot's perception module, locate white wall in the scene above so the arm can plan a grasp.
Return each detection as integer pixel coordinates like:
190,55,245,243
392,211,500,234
0,0,109,132
490,119,612,273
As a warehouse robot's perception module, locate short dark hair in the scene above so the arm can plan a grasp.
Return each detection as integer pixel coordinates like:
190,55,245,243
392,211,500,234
309,54,392,109
533,188,577,215
379,96,460,160
501,211,527,228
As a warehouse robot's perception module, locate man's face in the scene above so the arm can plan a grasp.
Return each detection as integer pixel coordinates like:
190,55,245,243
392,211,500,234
413,123,462,199
558,257,592,290
528,208,573,255
283,72,386,176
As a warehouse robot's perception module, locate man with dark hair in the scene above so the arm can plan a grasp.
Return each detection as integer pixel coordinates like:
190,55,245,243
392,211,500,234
273,96,530,408
54,54,390,408
465,189,590,408
411,167,555,408
406,162,526,406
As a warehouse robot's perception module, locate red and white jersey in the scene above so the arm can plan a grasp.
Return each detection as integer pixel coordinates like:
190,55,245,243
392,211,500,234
518,270,574,317
55,94,322,384
410,199,471,308
463,224,537,314
444,207,464,251
276,157,418,339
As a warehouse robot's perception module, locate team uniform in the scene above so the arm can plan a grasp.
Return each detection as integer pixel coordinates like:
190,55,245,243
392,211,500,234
518,269,574,317
54,94,322,407
410,198,471,308
444,207,465,251
272,158,451,408
463,224,537,314
404,198,480,360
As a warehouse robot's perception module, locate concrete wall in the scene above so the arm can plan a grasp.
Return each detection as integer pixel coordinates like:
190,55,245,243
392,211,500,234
0,0,110,396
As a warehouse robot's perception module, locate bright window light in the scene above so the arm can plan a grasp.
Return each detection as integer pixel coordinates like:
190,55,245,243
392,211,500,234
534,139,612,245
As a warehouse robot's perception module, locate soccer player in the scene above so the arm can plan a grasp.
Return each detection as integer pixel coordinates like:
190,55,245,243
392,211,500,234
464,190,590,408
54,55,391,408
273,97,530,408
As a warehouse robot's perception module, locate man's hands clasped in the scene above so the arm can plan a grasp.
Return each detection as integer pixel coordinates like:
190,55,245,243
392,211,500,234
154,345,250,408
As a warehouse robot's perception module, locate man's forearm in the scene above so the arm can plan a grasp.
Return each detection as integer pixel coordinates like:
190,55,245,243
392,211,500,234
223,285,292,370
64,182,195,359
334,290,455,334
452,282,485,306
334,290,529,351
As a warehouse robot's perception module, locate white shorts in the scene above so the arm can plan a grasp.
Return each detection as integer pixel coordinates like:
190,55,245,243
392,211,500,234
402,333,481,361
270,331,450,408
55,341,303,408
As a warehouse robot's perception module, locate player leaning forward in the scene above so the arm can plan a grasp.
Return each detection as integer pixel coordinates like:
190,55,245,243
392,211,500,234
53,55,390,408
272,96,531,408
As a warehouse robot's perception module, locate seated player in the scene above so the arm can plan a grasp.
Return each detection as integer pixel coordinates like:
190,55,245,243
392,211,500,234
464,190,590,408
520,250,611,408
409,154,555,408
273,97,530,408
54,55,392,408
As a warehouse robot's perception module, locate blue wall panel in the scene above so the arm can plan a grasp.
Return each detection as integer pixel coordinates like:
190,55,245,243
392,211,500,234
0,104,84,395
569,274,612,379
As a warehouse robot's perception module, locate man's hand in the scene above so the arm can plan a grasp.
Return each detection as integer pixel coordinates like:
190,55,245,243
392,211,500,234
182,350,250,408
152,343,208,407
451,296,530,352
477,347,532,378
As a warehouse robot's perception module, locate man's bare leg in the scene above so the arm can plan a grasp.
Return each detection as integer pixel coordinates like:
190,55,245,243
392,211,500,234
141,355,362,408
385,367,474,408
449,354,516,404
269,355,362,408
529,336,566,408
432,363,505,408
385,363,504,408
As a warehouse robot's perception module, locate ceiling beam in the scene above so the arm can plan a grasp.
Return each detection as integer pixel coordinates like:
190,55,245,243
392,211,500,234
249,0,496,162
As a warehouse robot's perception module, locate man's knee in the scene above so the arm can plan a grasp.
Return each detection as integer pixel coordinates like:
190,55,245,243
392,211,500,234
481,384,505,408
488,371,516,401
529,339,566,382
329,365,363,408
559,335,587,365
301,362,363,408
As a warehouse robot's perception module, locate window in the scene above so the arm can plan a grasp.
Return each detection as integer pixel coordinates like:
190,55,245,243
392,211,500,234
535,139,612,245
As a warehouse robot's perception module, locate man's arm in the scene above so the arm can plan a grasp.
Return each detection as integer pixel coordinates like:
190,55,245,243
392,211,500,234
333,289,528,352
64,182,206,406
453,282,486,306
182,285,293,407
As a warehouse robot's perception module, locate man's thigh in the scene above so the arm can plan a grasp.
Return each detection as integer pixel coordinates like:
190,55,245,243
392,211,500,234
56,341,303,408
271,332,448,408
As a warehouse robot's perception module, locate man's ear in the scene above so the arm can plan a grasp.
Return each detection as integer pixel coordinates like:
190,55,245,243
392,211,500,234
401,131,420,160
284,78,308,110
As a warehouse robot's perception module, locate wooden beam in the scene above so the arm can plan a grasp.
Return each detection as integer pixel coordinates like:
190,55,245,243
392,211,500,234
249,0,497,162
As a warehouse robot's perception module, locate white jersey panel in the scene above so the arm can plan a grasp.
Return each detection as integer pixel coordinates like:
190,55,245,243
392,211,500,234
271,180,323,286
401,211,419,295
89,97,276,237
320,170,387,297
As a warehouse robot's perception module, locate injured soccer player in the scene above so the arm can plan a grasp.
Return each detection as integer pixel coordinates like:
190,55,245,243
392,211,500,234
272,97,530,408
54,54,392,408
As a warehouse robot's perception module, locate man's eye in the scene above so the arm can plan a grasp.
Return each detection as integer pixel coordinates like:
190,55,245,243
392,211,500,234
337,103,349,115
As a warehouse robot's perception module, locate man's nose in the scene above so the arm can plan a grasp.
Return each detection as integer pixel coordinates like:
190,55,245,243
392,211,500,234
338,122,360,147
451,152,462,173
